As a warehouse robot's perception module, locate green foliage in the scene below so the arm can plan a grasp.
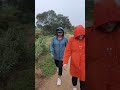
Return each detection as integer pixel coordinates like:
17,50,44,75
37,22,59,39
0,28,24,78
36,10,72,35
0,0,35,89
35,30,56,77
35,28,43,39
35,37,47,61
35,28,47,61
6,69,34,90
65,29,74,35
39,54,56,77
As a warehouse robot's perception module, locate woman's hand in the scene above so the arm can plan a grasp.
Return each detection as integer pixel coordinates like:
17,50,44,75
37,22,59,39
63,64,67,71
51,53,54,58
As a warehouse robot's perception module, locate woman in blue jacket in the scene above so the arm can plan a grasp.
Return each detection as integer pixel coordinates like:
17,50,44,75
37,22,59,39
50,27,68,86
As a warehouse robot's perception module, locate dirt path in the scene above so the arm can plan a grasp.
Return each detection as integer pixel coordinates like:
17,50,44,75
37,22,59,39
36,34,80,90
38,61,80,90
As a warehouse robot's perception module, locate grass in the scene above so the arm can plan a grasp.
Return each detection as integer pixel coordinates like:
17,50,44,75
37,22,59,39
35,34,56,78
65,29,73,35
39,53,56,78
35,37,47,60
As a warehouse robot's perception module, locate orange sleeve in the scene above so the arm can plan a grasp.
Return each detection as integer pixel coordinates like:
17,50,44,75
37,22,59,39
63,38,72,64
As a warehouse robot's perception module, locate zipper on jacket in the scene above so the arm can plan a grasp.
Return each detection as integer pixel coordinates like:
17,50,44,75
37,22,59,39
59,40,60,60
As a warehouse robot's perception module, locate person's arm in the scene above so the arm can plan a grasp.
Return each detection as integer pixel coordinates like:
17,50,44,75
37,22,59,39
63,38,72,65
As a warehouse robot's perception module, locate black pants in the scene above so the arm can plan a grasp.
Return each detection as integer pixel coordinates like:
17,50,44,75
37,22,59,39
72,77,85,90
54,59,63,76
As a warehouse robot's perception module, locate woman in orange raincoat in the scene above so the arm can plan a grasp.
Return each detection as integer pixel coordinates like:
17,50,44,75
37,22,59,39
63,25,85,90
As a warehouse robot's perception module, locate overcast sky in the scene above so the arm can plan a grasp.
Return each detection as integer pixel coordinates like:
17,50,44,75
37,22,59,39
35,0,85,26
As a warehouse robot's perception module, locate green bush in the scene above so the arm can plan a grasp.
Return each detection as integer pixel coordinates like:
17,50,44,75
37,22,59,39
0,1,35,89
39,54,56,77
65,29,73,35
35,28,43,39
35,32,56,77
35,37,47,61
0,28,23,78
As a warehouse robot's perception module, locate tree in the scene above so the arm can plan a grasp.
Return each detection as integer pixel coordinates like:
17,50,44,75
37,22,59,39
57,14,72,29
36,10,72,35
0,0,34,89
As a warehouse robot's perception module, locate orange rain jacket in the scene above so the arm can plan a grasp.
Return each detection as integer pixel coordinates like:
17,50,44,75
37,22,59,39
63,25,85,81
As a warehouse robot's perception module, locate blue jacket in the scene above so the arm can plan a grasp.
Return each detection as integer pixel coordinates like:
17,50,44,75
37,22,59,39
50,27,68,61
50,36,68,61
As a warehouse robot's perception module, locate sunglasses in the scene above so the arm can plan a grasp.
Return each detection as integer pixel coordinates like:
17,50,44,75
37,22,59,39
57,32,62,33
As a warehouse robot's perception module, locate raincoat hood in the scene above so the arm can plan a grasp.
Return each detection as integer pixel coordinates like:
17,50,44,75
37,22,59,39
56,27,64,36
94,0,120,28
74,25,85,38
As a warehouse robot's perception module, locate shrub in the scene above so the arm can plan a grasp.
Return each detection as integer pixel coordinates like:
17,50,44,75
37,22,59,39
35,37,47,61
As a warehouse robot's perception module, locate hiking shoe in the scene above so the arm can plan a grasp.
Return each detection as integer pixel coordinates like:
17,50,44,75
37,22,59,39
57,68,58,72
73,87,77,90
57,78,61,86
